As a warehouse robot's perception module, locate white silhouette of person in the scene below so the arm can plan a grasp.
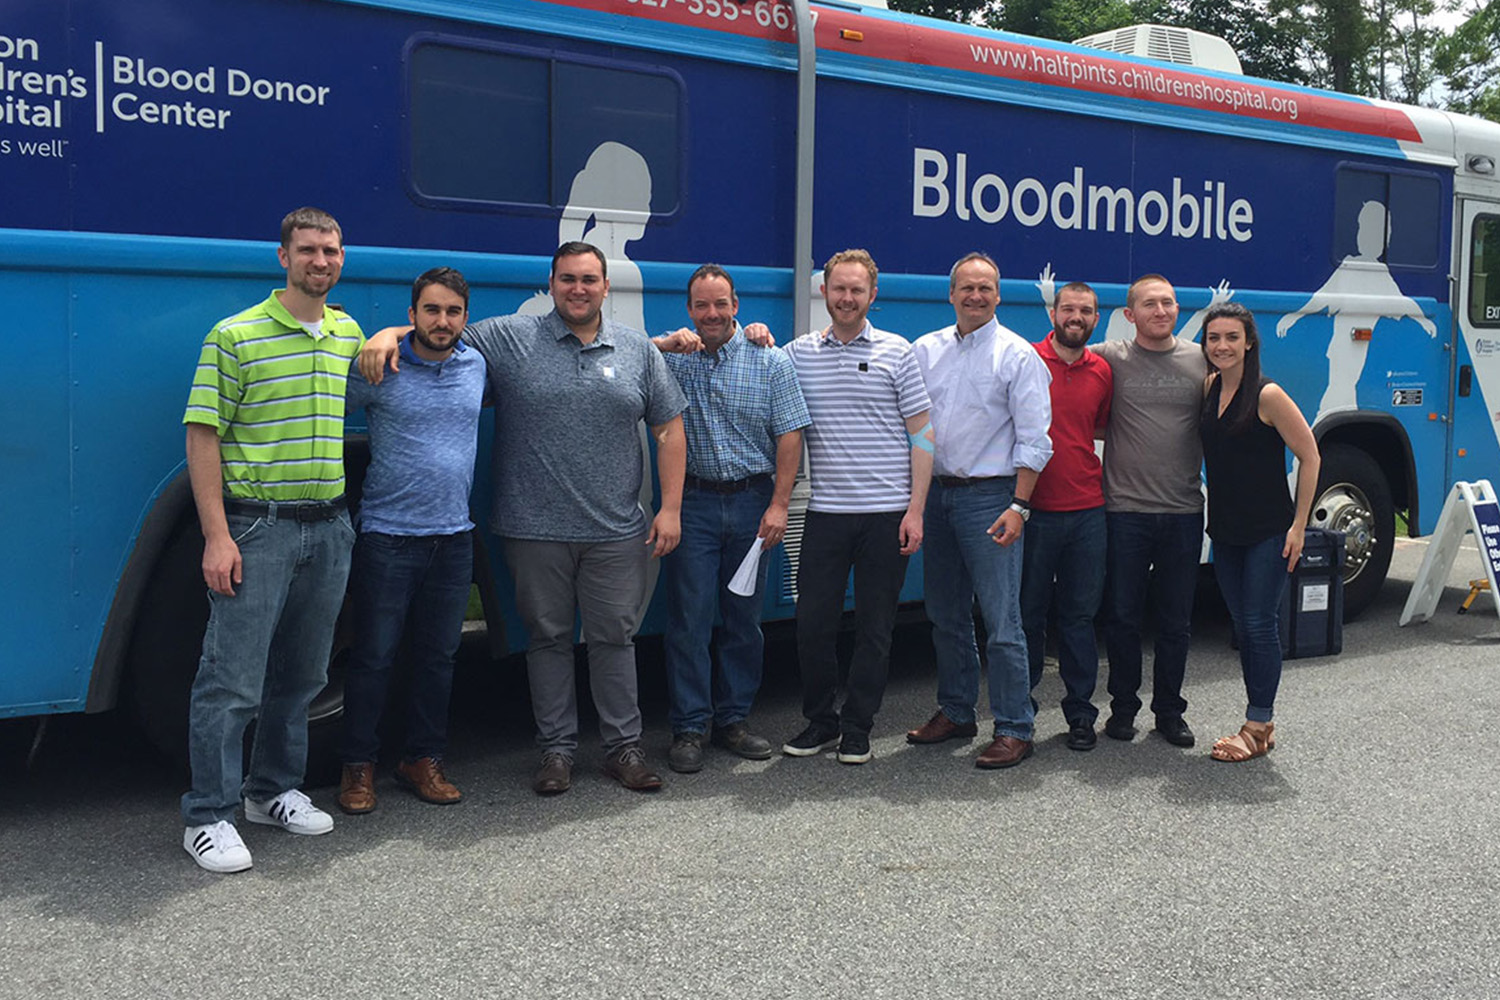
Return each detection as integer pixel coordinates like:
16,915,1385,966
516,140,651,332
1277,199,1437,426
1034,263,1232,342
805,266,834,337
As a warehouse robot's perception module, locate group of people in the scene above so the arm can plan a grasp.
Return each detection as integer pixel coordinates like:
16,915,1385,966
177,207,1319,875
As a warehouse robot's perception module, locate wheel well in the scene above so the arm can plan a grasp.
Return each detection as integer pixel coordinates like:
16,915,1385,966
1313,414,1417,530
86,435,377,715
85,473,197,713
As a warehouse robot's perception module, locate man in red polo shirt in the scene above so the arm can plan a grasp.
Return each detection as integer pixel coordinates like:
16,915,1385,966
1022,281,1113,750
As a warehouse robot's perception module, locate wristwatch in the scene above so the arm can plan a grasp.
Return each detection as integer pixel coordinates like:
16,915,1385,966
1008,498,1031,522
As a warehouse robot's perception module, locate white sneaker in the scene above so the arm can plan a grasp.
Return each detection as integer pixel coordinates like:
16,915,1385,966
244,789,334,836
184,821,253,873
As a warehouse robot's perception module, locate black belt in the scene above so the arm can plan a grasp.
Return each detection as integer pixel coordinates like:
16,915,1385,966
684,474,771,494
224,495,346,522
935,475,1004,489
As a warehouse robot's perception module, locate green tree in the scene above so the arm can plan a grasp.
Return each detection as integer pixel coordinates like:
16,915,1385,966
1296,0,1381,94
1435,1,1500,120
1164,0,1309,84
887,0,995,24
985,0,1164,41
1372,0,1442,103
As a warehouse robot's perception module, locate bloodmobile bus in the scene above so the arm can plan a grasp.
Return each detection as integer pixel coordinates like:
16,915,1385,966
5,0,1500,762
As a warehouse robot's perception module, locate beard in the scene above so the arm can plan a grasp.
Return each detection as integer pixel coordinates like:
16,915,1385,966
413,326,457,354
291,272,333,299
1053,321,1095,350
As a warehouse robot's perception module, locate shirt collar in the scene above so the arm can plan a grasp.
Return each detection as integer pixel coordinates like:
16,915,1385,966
265,289,330,338
953,316,999,344
399,336,467,367
548,308,614,347
1036,332,1097,368
820,320,872,345
707,323,743,361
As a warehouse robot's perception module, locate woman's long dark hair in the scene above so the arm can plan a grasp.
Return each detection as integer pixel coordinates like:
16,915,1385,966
1201,301,1265,435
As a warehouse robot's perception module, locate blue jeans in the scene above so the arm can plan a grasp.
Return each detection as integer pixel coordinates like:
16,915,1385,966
1020,506,1106,726
1212,533,1289,723
182,507,354,825
1103,511,1201,722
664,479,774,736
339,530,473,764
924,478,1033,740
795,510,910,737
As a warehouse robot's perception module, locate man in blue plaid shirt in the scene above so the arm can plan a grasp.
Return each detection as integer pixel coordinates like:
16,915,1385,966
652,265,810,773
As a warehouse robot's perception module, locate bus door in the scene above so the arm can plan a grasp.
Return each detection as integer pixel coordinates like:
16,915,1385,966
1452,198,1500,488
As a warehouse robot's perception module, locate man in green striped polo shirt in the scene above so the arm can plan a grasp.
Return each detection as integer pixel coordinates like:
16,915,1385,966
179,207,364,874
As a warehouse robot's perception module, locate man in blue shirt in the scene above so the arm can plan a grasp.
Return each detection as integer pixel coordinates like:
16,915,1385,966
338,267,487,814
653,265,810,773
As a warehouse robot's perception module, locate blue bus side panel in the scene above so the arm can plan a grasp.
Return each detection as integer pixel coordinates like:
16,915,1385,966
0,0,1476,717
0,270,78,711
3,0,795,266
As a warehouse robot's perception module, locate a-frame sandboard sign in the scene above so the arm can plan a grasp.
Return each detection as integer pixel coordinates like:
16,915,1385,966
1400,480,1500,625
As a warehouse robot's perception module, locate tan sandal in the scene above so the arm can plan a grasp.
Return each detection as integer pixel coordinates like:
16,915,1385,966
1211,721,1275,762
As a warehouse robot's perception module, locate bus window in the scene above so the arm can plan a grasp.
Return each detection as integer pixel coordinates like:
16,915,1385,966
407,42,681,214
1470,214,1500,327
1388,174,1441,267
409,45,549,205
1333,166,1441,269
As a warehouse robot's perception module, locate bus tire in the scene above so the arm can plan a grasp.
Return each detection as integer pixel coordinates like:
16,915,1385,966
124,514,348,786
1312,443,1394,621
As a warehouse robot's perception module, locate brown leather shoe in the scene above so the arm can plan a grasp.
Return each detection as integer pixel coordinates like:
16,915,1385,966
395,757,462,805
338,762,376,815
975,735,1034,769
603,744,663,792
533,753,572,795
906,710,980,744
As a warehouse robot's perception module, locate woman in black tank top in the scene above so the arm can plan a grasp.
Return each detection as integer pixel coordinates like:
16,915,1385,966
1200,303,1321,762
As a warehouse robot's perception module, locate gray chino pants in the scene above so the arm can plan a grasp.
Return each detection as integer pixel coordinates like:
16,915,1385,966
503,534,650,757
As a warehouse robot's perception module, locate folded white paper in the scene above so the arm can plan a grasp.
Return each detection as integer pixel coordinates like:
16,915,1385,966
727,537,768,597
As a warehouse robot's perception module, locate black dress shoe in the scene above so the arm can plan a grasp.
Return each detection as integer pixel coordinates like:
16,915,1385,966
1103,715,1137,741
1155,715,1196,747
1066,722,1097,751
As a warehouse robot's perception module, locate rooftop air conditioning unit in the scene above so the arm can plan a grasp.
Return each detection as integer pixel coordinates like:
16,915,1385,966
1072,24,1243,74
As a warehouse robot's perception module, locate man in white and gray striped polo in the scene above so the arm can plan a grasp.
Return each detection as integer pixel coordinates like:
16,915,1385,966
780,249,934,765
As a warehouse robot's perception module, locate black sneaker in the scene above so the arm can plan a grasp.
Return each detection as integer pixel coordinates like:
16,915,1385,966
668,732,705,774
782,724,840,757
1103,715,1137,741
836,733,872,765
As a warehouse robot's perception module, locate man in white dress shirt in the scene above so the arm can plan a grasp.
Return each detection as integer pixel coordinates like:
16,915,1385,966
904,252,1053,769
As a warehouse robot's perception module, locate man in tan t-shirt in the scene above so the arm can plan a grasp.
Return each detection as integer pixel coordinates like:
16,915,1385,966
1093,274,1208,749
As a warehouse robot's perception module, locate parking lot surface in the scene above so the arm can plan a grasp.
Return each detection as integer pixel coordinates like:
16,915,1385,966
2,538,1498,999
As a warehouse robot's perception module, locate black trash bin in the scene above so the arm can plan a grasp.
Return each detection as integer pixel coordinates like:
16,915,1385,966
1279,527,1345,659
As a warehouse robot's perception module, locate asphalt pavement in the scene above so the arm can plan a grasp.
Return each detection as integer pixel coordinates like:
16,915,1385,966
2,537,1498,999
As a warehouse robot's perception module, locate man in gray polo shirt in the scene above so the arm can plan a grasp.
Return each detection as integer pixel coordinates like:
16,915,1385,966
360,241,687,794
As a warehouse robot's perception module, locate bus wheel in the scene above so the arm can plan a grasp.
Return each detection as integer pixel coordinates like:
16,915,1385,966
124,515,348,784
1312,444,1394,621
